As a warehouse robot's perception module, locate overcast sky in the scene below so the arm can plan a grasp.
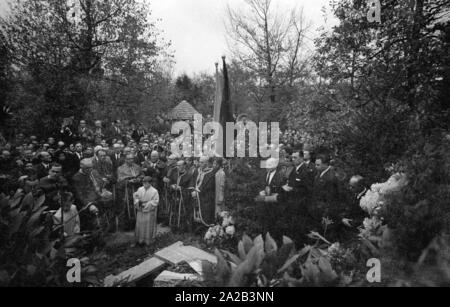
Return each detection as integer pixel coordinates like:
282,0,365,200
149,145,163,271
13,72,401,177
0,0,335,75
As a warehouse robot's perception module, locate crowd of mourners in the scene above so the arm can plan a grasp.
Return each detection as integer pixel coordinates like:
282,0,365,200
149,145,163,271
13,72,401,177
0,118,369,247
0,118,228,246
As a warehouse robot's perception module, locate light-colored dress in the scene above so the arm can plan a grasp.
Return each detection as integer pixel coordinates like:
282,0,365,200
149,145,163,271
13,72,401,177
133,186,159,245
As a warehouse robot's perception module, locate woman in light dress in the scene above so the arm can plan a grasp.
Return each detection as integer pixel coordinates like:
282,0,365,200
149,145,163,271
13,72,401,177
133,176,159,246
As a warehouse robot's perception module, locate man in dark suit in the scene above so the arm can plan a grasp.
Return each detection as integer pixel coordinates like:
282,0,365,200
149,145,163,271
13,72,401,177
131,124,146,144
288,150,315,200
313,154,340,213
136,143,151,165
254,158,287,203
303,150,316,176
35,151,53,179
109,143,124,174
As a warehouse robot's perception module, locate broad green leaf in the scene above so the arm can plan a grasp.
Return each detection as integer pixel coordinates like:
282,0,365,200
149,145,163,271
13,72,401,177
237,240,247,260
253,234,264,250
220,249,243,265
277,254,301,273
282,235,294,246
32,194,46,213
307,231,331,245
228,246,258,287
265,232,278,253
242,234,253,254
29,226,45,238
9,211,26,235
301,261,320,284
318,257,338,282
26,206,48,231
214,249,231,284
20,193,34,211
64,234,84,248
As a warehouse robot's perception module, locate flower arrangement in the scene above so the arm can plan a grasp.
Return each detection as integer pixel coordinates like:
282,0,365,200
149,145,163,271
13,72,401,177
204,211,236,245
358,173,407,253
359,173,408,215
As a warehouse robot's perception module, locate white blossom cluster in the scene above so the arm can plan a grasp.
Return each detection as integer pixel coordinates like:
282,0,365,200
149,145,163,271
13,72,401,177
204,211,235,243
359,173,408,215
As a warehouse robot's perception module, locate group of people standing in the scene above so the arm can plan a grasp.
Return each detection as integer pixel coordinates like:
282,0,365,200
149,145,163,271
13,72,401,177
0,118,226,246
1,117,368,246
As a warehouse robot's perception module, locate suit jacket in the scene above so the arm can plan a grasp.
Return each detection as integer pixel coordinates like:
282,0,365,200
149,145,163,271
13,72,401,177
142,160,166,191
264,168,287,195
136,152,151,166
132,129,146,143
73,152,83,171
109,153,124,171
288,162,315,198
313,166,339,204
36,163,51,179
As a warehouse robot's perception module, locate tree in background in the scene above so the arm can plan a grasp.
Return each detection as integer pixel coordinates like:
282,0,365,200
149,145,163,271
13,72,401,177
225,0,311,123
0,0,173,136
289,0,450,182
300,0,450,263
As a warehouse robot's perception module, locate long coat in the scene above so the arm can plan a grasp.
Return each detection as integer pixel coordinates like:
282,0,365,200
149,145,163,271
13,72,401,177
194,168,217,225
133,186,159,244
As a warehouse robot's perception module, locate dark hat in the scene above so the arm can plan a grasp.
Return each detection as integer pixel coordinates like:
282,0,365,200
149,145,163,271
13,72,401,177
142,176,152,183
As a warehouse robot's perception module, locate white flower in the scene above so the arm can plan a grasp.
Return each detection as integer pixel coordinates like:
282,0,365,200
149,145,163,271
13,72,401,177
359,189,380,214
225,225,235,236
219,211,229,218
218,227,225,237
327,243,341,254
222,216,234,227
229,216,235,225
204,230,212,241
